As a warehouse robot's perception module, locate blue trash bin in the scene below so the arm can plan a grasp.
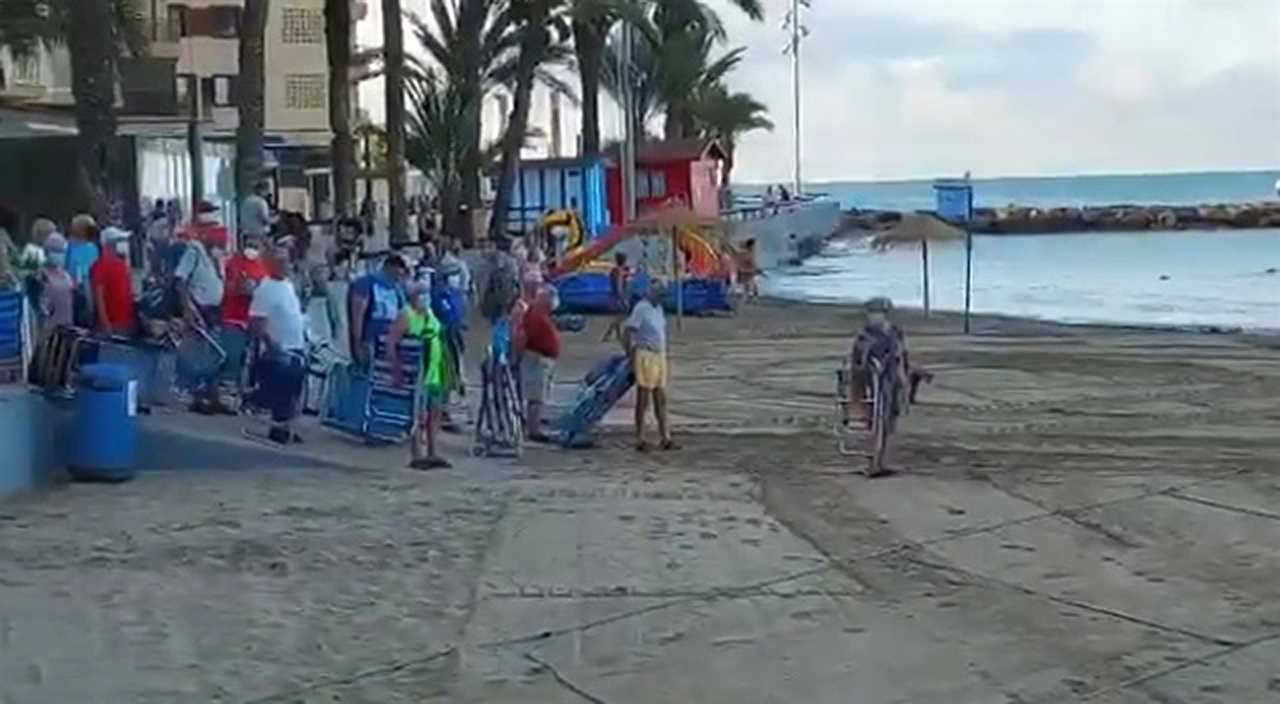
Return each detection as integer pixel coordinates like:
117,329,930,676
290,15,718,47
67,363,139,483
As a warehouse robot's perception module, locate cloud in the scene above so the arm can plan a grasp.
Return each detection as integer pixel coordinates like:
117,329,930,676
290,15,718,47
716,0,1280,181
355,0,1280,182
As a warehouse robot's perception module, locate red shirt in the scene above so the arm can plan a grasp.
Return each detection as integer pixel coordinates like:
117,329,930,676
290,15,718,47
522,305,560,359
89,251,135,330
221,253,268,326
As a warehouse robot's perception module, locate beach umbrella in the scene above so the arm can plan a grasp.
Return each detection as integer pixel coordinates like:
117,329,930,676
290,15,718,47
869,213,965,317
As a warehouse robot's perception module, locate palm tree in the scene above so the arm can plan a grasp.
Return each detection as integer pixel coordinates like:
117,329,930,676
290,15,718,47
405,69,477,237
408,0,574,242
236,0,269,207
487,0,570,242
0,0,146,216
691,82,770,187
600,21,742,141
325,0,355,220
382,0,409,243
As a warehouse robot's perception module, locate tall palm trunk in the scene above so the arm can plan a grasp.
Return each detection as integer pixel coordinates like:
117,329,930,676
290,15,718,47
236,0,269,210
573,18,604,156
326,0,355,219
382,0,408,244
66,0,119,218
488,25,548,242
455,0,487,245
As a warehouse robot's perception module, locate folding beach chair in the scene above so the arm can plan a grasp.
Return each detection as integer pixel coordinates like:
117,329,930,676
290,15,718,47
0,290,24,383
321,335,422,443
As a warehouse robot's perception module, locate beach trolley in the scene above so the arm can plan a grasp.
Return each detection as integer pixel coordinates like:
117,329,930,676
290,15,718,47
321,336,422,443
473,322,523,457
549,353,634,448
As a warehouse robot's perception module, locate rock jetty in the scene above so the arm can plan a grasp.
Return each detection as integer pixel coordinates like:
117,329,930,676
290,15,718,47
841,201,1280,235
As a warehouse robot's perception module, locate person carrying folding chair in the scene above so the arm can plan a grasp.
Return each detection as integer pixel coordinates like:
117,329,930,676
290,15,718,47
174,224,228,414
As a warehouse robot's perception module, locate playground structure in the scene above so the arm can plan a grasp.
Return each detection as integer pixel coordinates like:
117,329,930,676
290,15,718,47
548,205,736,316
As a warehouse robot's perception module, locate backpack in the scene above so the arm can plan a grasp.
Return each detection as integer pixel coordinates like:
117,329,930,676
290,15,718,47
480,255,520,321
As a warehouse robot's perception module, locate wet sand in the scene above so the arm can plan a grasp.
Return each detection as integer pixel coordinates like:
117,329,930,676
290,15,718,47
3,301,1280,703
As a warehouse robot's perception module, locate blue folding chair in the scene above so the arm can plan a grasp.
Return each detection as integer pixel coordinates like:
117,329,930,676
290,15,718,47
0,290,24,383
321,335,422,443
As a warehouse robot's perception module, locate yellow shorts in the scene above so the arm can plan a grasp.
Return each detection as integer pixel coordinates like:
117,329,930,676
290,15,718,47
633,350,668,390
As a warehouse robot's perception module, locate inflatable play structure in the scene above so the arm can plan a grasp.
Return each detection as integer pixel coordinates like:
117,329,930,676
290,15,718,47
549,206,735,315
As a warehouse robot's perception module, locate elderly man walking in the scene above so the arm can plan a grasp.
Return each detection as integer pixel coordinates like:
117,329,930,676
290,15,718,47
622,279,676,452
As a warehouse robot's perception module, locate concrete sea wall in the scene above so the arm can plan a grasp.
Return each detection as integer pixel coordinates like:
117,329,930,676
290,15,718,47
843,201,1280,235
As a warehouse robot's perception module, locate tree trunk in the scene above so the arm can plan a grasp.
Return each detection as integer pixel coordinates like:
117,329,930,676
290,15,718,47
457,0,486,238
326,0,355,219
573,18,604,156
66,0,119,219
488,26,546,242
236,0,269,215
382,0,408,244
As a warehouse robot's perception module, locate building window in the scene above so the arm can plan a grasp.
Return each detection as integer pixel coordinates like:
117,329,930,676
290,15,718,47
211,75,237,106
166,4,187,39
176,73,195,112
284,73,325,110
205,7,241,39
14,54,41,84
636,169,667,200
281,7,324,44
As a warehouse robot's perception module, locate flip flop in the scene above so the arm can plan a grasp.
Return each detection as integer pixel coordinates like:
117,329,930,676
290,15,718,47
660,439,680,451
636,441,651,453
409,458,434,471
428,457,453,469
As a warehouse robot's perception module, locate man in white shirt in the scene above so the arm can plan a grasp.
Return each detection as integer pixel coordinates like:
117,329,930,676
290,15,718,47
622,278,676,452
249,242,307,444
240,180,277,241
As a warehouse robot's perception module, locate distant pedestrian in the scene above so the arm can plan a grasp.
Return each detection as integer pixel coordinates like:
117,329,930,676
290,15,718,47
248,242,307,445
602,251,631,342
90,227,136,336
36,233,74,334
738,239,763,302
219,234,268,394
66,214,100,326
388,280,451,469
348,254,408,367
623,279,676,452
517,286,560,443
240,180,276,241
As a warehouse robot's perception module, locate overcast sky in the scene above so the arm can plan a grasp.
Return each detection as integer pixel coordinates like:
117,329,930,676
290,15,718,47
360,0,1280,183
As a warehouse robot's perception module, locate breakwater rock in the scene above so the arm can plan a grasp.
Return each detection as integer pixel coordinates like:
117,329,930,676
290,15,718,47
841,202,1280,235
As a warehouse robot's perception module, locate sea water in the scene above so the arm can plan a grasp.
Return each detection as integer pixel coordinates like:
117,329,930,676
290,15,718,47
766,229,1280,331
750,170,1280,329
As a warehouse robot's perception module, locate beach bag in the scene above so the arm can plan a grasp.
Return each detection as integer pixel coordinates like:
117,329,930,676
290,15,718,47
481,258,520,321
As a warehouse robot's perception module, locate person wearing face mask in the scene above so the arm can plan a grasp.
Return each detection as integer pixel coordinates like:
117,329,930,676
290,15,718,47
90,227,137,336
37,233,74,335
387,280,451,469
248,242,307,445
219,236,268,395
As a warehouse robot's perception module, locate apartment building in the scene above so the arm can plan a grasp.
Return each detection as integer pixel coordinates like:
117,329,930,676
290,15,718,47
149,0,343,216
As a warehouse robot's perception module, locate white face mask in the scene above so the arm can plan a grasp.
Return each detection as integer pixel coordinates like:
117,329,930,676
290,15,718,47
45,252,66,269
243,247,260,260
114,241,130,256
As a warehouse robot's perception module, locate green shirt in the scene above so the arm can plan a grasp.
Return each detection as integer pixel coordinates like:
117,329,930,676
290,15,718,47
403,305,444,390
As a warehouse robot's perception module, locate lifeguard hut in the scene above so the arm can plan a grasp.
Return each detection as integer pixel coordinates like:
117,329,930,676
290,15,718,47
606,138,727,225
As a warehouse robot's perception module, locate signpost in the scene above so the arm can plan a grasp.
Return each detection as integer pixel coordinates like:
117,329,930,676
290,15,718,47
933,178,975,333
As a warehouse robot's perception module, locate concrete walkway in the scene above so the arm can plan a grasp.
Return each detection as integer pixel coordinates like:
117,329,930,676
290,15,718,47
3,303,1279,703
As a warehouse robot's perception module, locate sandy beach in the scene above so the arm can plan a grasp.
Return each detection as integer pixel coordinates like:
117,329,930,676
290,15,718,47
3,300,1280,703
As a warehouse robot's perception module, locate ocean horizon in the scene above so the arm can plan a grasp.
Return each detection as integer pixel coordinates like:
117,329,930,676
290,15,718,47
744,169,1279,330
740,169,1280,212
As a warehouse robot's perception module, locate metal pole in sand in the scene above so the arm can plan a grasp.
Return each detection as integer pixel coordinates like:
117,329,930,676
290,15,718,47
921,238,931,317
673,227,684,331
963,224,972,334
